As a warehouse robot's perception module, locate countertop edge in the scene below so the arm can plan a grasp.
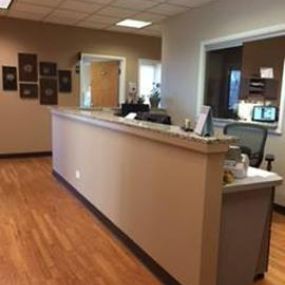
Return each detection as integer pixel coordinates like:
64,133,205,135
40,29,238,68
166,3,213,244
51,108,234,154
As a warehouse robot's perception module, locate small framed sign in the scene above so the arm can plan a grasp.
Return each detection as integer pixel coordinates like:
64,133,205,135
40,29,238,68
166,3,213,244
40,78,58,105
20,83,38,99
194,105,214,137
18,53,38,82
2,66,17,91
58,70,72,93
40,62,57,77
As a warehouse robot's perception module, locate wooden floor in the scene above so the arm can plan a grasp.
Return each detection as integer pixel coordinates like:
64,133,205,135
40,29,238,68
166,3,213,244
0,158,160,285
254,213,285,285
0,158,284,285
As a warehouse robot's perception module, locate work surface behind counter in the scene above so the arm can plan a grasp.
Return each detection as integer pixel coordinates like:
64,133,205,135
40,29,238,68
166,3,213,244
224,167,282,194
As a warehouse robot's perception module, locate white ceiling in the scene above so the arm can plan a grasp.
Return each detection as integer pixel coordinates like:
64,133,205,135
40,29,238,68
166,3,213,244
0,0,215,37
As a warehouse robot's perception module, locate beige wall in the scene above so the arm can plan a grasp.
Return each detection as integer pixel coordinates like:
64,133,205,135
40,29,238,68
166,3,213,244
52,111,228,285
161,0,285,205
0,17,161,154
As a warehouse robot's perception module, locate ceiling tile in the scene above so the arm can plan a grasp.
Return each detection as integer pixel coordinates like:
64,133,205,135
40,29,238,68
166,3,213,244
107,25,139,34
144,24,162,32
77,21,109,29
150,3,188,15
166,0,214,8
133,12,166,23
59,0,102,13
148,0,166,3
136,29,161,37
112,0,156,11
84,14,121,24
4,0,216,36
108,25,160,37
16,0,62,8
11,2,53,15
0,10,8,16
81,0,114,4
7,10,45,21
44,15,79,25
45,9,89,22
97,6,137,17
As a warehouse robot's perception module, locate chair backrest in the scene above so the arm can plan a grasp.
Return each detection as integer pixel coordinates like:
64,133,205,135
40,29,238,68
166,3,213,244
224,123,268,168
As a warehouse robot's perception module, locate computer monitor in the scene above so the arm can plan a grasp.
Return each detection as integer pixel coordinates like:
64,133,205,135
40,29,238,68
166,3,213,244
121,104,150,117
252,106,278,123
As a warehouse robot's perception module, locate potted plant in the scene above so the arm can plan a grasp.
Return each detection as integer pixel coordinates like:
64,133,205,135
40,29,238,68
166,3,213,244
137,96,145,104
149,83,161,109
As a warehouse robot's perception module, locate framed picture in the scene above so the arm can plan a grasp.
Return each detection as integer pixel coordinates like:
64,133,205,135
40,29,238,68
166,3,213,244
18,53,38,82
58,70,72,93
20,83,38,99
40,62,57,77
40,78,58,105
2,66,17,91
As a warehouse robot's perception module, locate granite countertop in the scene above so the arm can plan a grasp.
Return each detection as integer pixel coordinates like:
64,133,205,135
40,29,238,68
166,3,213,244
51,107,236,146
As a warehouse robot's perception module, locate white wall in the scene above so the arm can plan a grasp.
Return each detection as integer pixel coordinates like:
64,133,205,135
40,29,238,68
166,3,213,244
161,0,285,205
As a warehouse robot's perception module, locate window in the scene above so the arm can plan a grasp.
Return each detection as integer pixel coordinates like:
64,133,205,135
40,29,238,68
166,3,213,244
139,59,161,103
228,69,241,111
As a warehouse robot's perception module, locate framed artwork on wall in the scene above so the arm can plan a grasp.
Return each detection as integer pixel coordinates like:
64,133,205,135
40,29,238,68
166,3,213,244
2,66,18,91
40,62,57,77
58,70,72,93
18,53,38,82
40,78,58,105
20,83,38,99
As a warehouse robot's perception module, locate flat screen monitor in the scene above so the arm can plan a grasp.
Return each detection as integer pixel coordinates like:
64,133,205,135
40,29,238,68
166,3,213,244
121,104,150,117
252,106,278,123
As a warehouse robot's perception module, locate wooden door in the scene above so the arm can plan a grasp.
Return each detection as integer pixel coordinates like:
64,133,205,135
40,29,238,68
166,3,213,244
91,61,119,107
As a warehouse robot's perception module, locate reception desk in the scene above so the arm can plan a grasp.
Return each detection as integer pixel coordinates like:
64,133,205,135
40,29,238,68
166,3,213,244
51,108,282,285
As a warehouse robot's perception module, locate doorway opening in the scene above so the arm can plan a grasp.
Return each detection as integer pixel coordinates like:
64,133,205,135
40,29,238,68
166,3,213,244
80,53,126,108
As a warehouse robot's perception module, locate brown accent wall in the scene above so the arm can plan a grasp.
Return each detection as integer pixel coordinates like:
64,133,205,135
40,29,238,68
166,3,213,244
0,17,161,154
241,36,285,101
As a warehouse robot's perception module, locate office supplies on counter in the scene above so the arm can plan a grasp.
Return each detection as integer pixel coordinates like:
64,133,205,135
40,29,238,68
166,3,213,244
194,105,214,137
224,146,249,179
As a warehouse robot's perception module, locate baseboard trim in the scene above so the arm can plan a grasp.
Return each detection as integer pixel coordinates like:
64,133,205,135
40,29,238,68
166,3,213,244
0,151,52,159
52,170,181,285
274,203,285,215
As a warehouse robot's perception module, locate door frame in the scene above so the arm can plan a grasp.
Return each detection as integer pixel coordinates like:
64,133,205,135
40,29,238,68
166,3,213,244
80,53,126,107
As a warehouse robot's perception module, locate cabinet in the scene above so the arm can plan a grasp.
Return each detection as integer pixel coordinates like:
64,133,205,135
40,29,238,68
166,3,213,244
240,78,278,100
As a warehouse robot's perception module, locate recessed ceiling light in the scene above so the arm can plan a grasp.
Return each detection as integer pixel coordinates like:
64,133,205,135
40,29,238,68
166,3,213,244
0,0,13,9
116,19,151,29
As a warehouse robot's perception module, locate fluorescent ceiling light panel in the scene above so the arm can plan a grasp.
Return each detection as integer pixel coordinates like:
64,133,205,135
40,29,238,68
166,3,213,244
116,19,151,29
0,0,13,9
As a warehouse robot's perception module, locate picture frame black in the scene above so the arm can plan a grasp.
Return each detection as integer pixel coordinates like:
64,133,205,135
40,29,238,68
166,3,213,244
2,66,18,91
20,83,38,99
58,70,72,93
40,78,58,105
18,53,38,82
40,62,57,77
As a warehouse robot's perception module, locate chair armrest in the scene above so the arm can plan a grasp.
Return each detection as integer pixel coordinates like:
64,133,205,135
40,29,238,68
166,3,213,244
265,154,275,162
265,154,275,171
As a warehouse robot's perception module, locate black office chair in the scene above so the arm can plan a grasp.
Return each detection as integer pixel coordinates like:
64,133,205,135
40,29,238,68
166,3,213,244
224,123,275,170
